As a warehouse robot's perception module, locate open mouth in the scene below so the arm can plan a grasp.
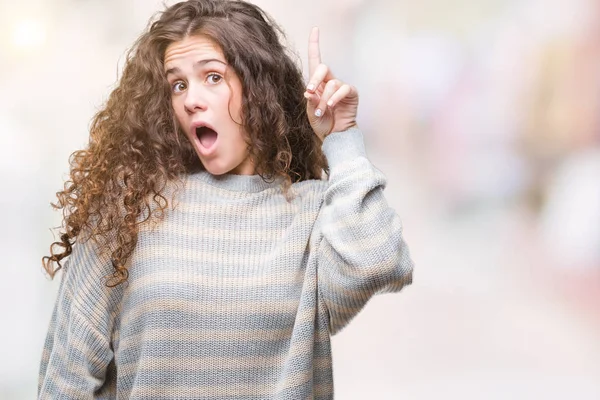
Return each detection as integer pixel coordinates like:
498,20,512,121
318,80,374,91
196,126,218,149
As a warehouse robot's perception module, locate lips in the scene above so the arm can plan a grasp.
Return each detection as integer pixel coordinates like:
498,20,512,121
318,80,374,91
190,122,218,154
196,126,218,149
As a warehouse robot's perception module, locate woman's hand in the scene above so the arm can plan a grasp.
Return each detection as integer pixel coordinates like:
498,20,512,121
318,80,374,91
304,27,359,141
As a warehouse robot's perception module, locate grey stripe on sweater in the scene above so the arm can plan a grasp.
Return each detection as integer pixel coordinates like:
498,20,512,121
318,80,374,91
38,127,414,399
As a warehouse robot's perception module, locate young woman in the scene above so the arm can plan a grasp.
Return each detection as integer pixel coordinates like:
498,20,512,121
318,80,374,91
38,0,414,398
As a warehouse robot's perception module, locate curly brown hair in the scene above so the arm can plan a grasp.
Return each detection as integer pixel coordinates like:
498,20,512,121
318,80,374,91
43,0,327,287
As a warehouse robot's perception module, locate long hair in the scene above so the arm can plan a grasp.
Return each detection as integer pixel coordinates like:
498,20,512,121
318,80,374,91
43,0,327,287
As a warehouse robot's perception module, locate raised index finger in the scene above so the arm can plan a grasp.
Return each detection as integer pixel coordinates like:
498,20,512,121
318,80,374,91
308,27,321,77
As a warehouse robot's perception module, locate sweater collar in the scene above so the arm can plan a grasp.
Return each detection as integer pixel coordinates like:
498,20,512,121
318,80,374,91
187,170,284,193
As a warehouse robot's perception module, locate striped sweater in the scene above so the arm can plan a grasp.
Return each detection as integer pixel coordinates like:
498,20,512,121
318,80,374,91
38,127,414,399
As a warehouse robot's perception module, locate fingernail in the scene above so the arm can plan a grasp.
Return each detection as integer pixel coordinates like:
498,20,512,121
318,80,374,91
315,109,323,117
304,92,310,99
307,83,315,92
327,100,333,107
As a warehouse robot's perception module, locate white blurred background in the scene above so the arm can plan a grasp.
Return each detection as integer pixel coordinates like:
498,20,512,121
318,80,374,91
1,0,599,398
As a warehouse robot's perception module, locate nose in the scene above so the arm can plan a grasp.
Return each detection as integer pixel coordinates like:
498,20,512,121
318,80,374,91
183,84,208,114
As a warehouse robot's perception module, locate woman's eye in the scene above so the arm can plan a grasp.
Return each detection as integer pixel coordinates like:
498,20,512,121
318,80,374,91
207,73,223,85
172,81,186,93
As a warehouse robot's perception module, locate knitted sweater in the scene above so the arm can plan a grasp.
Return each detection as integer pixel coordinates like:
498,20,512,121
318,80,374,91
38,127,414,399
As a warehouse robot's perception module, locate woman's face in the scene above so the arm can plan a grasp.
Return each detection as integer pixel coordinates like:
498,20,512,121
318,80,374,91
164,35,255,175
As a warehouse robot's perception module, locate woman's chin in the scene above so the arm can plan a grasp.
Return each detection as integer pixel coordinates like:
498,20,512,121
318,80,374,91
200,159,229,176
203,166,226,176
200,155,255,176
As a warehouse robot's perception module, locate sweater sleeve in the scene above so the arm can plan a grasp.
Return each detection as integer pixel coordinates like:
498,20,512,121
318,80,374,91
38,240,117,399
316,127,414,335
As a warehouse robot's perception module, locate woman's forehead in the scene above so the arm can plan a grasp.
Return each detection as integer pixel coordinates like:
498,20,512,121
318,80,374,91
164,35,225,69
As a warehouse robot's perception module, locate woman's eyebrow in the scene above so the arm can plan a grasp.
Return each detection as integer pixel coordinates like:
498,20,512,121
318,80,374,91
165,58,226,77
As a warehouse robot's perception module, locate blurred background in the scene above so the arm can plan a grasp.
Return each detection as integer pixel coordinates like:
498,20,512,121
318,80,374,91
1,0,599,398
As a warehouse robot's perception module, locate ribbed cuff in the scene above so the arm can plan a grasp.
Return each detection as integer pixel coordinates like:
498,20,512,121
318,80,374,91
321,126,367,169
